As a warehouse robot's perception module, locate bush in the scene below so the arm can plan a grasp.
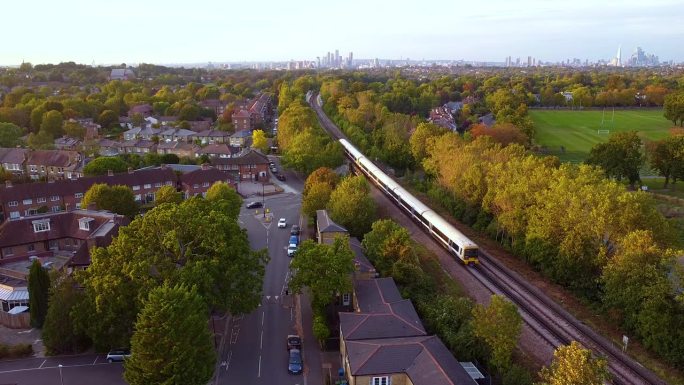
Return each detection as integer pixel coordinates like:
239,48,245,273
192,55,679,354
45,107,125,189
312,314,330,343
502,363,533,385
0,343,33,359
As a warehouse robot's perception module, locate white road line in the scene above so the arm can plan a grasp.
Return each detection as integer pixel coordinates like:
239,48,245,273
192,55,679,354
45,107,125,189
260,330,263,350
258,355,262,378
93,356,98,364
225,351,232,371
38,359,46,369
261,311,265,326
0,362,112,375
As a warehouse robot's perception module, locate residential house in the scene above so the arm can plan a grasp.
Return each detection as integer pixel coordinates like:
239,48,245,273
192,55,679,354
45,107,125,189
124,127,160,141
0,148,27,178
26,150,83,180
109,68,135,81
128,104,153,118
54,136,81,151
98,139,122,157
429,106,457,131
248,93,273,125
187,120,212,132
195,129,231,145
211,149,270,182
229,130,252,148
158,116,179,126
232,109,252,131
144,116,159,126
197,143,240,159
444,101,464,114
121,140,157,155
118,116,133,130
200,99,228,116
477,113,495,128
178,164,233,198
316,210,348,245
156,141,199,158
349,237,377,280
159,128,196,143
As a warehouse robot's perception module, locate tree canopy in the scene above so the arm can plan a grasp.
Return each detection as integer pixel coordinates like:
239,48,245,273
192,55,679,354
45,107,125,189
81,183,138,218
586,131,644,186
83,157,129,176
537,341,610,385
472,295,522,371
0,122,24,147
327,175,377,238
28,260,50,328
251,129,269,153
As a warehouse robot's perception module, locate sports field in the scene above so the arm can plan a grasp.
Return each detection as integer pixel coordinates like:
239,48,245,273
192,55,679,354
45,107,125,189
530,109,672,163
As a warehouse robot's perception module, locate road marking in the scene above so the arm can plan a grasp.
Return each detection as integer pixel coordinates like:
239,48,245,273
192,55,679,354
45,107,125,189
265,295,271,301
260,330,263,350
275,295,279,301
39,360,46,369
258,355,262,377
17,328,34,334
0,362,112,375
225,350,232,371
261,311,264,326
93,356,98,364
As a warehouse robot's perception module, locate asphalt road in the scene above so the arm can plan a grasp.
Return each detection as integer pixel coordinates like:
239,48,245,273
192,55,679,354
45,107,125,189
0,354,125,385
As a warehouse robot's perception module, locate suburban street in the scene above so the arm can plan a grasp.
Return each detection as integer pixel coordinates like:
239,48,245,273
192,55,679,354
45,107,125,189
0,353,124,385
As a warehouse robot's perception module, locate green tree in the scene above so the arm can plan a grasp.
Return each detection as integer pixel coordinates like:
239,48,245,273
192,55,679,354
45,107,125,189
303,167,339,196
289,237,355,308
83,157,129,176
302,182,333,218
40,110,64,138
98,109,119,128
30,105,47,132
63,121,86,140
327,175,377,237
28,260,50,328
130,113,145,127
537,341,610,385
42,274,91,355
81,183,138,217
664,92,684,126
75,198,266,349
0,122,24,147
362,219,415,274
472,295,522,370
252,129,269,153
205,181,242,219
154,185,182,206
124,285,215,385
27,130,55,150
586,131,644,186
646,134,684,187
410,122,447,162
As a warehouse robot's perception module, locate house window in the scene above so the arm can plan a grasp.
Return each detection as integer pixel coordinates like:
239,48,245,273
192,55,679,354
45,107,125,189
32,219,50,233
3,247,13,256
193,184,199,189
50,206,60,213
132,185,140,191
135,194,141,202
22,199,33,205
50,196,60,201
144,184,151,189
202,182,210,188
48,240,58,250
25,208,38,216
37,197,46,203
165,181,173,186
79,217,94,231
74,193,83,199
154,182,161,188
9,211,19,219
371,377,390,385
8,201,18,207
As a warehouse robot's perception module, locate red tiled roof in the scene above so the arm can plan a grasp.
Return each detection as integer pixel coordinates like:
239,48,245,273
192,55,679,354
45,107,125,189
26,150,79,168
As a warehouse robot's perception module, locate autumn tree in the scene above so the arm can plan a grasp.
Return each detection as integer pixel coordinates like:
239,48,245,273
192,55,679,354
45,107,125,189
288,237,355,308
81,184,138,218
409,122,447,162
362,219,415,274
205,181,242,219
303,167,339,196
327,175,377,237
252,129,269,153
154,185,182,206
40,110,64,138
97,109,119,128
472,295,522,370
469,122,529,147
302,182,333,218
664,92,684,126
28,260,50,328
124,285,215,385
63,121,86,140
586,131,644,186
537,341,610,385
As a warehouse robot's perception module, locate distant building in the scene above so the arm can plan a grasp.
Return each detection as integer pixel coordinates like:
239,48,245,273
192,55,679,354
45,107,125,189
109,68,135,81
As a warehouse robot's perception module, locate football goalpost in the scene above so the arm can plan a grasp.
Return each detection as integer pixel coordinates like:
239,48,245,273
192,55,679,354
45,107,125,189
597,129,610,135
598,107,615,135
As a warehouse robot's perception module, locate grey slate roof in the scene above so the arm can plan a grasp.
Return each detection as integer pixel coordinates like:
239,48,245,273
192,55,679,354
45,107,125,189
350,237,375,275
316,210,348,233
353,277,403,313
340,300,426,341
345,336,476,385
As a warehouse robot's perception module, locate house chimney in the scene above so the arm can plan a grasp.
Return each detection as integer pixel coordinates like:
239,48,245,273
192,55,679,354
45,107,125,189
201,163,209,171
107,169,114,176
4,180,12,188
128,167,133,174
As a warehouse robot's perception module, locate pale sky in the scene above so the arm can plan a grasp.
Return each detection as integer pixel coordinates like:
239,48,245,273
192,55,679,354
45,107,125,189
2,0,683,65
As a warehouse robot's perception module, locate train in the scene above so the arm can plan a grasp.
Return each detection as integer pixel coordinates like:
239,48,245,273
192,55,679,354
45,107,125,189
338,138,479,265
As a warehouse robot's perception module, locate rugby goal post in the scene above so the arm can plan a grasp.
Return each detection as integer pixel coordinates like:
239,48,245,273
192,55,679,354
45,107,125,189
597,129,610,135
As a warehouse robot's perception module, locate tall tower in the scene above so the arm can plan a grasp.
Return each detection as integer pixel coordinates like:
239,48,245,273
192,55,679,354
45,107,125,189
616,45,622,67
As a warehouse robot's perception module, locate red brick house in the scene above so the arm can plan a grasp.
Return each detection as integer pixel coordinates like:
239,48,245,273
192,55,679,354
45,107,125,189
211,150,270,182
26,150,83,180
232,109,252,131
178,165,234,198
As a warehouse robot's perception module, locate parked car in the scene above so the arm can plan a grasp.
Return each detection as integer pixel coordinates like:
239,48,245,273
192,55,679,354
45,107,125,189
246,201,263,209
106,349,131,363
288,348,303,374
289,235,299,246
276,174,286,181
287,243,297,257
278,218,287,228
287,335,302,350
290,225,300,236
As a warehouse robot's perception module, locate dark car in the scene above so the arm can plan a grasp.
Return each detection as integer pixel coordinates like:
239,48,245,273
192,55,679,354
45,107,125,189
287,335,302,350
290,225,300,236
276,174,286,181
246,201,263,209
288,348,303,374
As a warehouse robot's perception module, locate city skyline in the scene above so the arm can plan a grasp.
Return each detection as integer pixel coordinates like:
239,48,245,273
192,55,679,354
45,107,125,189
2,0,683,66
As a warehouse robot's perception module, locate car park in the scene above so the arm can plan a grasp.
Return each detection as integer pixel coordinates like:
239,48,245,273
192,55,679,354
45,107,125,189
290,225,300,236
288,348,303,374
246,201,263,209
287,243,297,257
106,349,131,363
287,335,302,350
278,218,287,228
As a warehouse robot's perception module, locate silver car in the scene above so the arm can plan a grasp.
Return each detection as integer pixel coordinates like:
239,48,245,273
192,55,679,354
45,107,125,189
106,349,131,363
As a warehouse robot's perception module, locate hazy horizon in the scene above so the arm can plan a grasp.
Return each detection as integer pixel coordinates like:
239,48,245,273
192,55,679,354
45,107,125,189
3,0,683,66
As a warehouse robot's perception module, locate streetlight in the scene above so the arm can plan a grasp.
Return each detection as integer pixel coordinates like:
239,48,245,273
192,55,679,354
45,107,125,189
262,182,265,218
58,364,64,385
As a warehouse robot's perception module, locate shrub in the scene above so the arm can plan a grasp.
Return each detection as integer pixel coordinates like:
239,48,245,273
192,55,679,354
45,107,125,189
0,343,33,359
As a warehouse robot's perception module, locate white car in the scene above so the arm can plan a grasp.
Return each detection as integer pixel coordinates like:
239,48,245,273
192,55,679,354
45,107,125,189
278,218,287,228
287,244,298,257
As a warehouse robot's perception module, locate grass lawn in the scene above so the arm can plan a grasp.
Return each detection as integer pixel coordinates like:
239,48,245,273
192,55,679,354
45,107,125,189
531,109,672,163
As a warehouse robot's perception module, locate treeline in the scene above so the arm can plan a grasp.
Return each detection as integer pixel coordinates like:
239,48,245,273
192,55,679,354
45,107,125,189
415,133,684,367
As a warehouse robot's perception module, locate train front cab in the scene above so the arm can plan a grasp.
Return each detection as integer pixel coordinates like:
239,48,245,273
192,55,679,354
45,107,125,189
462,247,479,265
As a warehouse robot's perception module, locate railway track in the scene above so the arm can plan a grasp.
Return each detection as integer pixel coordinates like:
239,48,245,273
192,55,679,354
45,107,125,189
306,92,665,384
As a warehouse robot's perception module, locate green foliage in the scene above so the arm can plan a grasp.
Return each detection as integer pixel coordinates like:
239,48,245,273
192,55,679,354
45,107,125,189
664,92,684,126
27,130,54,150
289,237,355,308
154,185,182,206
124,285,215,385
537,341,611,385
42,275,91,355
312,314,330,343
303,167,340,196
63,121,86,140
586,131,644,185
97,109,118,128
28,260,50,328
646,133,684,187
0,122,24,147
302,182,333,218
0,343,33,359
410,122,448,162
83,157,129,176
205,181,242,219
327,175,376,238
75,197,266,350
472,295,522,371
81,183,138,218
362,219,415,274
40,110,64,138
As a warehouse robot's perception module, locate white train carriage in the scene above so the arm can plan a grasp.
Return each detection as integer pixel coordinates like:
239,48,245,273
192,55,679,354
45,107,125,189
422,210,479,264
